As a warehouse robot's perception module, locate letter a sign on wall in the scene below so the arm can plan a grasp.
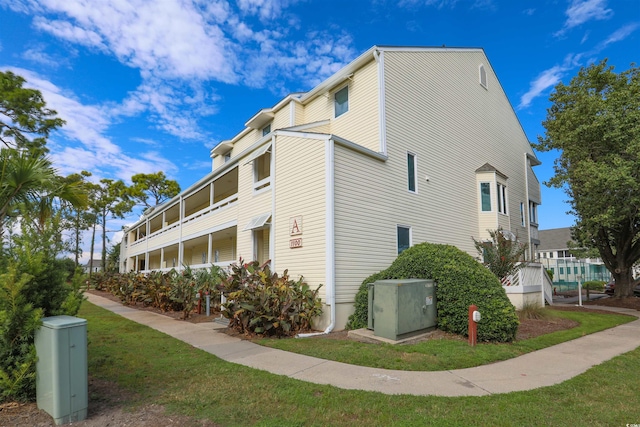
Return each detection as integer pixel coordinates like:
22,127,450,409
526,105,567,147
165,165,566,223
289,216,302,249
289,216,302,236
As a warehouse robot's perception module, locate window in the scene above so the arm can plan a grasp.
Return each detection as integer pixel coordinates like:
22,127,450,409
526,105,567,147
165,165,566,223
334,86,349,118
407,152,417,193
397,225,411,254
529,201,538,224
520,202,525,226
262,124,271,136
480,183,491,211
480,182,491,212
479,64,487,89
559,267,564,275
497,183,507,214
574,266,578,274
224,152,231,163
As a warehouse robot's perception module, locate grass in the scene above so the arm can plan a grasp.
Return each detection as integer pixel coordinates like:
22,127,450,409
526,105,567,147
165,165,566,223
256,309,634,371
79,302,640,426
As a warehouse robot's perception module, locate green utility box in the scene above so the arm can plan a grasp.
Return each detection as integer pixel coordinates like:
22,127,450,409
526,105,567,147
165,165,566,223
368,279,436,341
35,316,88,425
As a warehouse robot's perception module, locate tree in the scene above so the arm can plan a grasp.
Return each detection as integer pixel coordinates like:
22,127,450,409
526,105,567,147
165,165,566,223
127,171,180,208
473,228,528,282
535,60,640,297
0,71,65,154
93,179,133,272
60,171,94,268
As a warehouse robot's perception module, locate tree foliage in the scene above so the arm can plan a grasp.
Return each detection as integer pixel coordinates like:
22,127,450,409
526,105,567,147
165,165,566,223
473,228,528,282
93,179,133,272
535,60,640,296
127,171,180,208
0,71,65,153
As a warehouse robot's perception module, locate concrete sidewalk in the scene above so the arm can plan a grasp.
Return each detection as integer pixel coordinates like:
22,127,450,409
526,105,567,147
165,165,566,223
85,293,640,397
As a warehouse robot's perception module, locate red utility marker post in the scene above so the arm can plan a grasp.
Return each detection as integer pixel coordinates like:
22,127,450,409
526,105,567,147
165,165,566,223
468,304,478,346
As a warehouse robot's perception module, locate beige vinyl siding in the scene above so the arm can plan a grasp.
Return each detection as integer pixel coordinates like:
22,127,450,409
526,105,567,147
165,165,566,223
273,135,327,298
329,60,380,152
271,106,290,131
181,205,238,238
212,236,236,262
527,164,541,203
235,154,272,261
298,122,331,134
334,145,394,303
383,50,535,256
294,101,305,125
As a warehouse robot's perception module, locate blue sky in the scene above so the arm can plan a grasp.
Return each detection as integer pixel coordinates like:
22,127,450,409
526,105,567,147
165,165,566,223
1,0,638,261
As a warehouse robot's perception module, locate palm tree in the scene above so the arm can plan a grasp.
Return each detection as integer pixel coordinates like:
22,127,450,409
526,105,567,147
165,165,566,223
0,148,87,237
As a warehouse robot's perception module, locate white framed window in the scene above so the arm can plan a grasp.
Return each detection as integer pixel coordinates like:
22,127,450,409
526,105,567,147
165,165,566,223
497,183,507,214
480,182,491,211
520,202,525,226
407,152,417,193
397,225,412,255
224,152,231,163
262,123,271,137
479,64,487,89
334,85,349,118
529,201,538,224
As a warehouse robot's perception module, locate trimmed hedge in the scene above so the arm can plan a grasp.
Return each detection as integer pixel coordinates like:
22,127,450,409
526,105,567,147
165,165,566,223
346,242,519,342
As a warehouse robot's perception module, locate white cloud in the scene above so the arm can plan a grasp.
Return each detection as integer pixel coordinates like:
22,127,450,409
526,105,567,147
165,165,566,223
7,0,358,140
594,22,639,49
236,0,298,21
519,65,567,109
22,46,63,68
3,66,178,183
555,0,613,36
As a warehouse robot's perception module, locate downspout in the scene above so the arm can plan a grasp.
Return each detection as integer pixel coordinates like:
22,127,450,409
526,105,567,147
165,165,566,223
297,137,336,337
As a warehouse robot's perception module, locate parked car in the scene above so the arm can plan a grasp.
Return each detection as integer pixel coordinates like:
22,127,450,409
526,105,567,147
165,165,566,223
604,281,615,295
604,280,640,296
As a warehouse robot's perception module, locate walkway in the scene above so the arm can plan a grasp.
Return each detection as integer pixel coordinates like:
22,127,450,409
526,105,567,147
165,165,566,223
85,293,640,397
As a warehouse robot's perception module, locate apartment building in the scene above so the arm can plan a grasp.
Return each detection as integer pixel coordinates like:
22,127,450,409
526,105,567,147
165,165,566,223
120,46,542,330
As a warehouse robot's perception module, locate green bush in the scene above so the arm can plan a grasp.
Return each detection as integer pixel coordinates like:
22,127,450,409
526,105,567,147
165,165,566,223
582,280,606,291
0,267,43,402
346,243,519,342
91,266,226,317
218,260,323,337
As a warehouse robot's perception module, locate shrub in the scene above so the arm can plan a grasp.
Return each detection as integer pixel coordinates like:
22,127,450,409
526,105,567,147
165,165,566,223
218,260,322,337
582,280,605,292
0,267,43,402
473,227,528,281
346,242,519,342
517,301,549,321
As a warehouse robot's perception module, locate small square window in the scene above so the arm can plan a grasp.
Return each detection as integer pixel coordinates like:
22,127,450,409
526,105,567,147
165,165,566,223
262,124,271,137
224,152,231,162
397,225,411,254
334,86,349,118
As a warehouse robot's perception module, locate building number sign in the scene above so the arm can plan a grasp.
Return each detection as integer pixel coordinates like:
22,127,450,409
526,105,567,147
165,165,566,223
289,215,302,248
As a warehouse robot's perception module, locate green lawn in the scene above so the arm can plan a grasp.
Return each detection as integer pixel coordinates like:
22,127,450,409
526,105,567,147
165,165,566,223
256,309,634,370
80,302,640,426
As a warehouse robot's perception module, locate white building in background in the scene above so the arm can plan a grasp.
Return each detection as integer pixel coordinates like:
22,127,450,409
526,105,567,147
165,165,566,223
120,46,542,330
536,227,610,287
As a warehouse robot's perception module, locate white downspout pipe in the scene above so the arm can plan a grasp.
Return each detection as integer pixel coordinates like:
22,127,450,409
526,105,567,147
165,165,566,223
297,137,336,338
